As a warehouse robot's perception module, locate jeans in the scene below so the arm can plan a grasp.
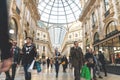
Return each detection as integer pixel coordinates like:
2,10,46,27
23,64,31,80
55,63,60,77
74,65,81,80
11,64,17,80
5,70,11,80
102,64,107,76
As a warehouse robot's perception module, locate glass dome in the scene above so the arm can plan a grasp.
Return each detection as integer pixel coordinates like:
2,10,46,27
37,0,82,47
38,0,82,25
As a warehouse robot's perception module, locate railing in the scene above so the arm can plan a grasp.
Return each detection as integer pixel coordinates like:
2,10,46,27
106,30,118,38
94,39,100,44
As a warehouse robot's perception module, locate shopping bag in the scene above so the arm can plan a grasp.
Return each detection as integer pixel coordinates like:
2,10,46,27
61,61,65,65
35,61,41,73
81,64,91,80
28,60,35,72
16,65,21,74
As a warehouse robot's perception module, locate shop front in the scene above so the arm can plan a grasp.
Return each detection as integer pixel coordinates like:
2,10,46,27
93,21,120,74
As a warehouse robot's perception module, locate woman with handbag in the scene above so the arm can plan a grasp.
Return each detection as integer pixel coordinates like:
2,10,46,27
61,55,68,72
85,49,96,80
54,48,61,78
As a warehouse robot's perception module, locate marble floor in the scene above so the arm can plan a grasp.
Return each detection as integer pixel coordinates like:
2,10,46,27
0,65,120,80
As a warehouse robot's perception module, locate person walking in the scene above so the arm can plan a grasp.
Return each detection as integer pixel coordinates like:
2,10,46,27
61,55,68,72
11,41,21,80
5,40,21,80
85,49,96,80
98,51,107,77
93,51,103,79
22,37,37,80
70,41,83,80
47,57,50,69
50,58,54,69
54,48,61,78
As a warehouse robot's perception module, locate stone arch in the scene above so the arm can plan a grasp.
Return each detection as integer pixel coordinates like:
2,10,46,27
103,18,118,38
9,18,18,40
11,16,21,36
11,15,22,46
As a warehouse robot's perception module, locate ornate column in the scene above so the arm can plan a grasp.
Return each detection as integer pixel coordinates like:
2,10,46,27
7,0,12,13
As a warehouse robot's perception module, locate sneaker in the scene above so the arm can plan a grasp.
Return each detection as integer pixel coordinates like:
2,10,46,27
99,76,103,79
56,74,58,78
105,75,107,77
93,78,97,80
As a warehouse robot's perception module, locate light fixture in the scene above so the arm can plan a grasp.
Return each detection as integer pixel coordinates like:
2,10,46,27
114,47,116,50
37,49,39,52
24,40,27,43
9,29,14,34
86,46,89,49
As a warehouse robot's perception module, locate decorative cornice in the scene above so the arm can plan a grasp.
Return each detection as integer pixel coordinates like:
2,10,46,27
25,0,40,22
79,0,96,21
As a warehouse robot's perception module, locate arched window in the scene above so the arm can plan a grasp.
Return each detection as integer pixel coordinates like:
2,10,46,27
104,0,110,11
24,30,27,39
94,32,99,42
106,21,117,35
9,18,18,40
69,35,71,39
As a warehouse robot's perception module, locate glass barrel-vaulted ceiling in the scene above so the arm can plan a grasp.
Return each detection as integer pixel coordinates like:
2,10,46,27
37,0,82,47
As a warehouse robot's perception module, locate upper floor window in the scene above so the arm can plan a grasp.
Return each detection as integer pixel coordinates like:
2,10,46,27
75,33,78,37
92,12,96,24
85,22,87,31
37,33,40,36
16,0,21,9
43,34,46,38
43,46,45,51
69,35,71,39
104,0,110,11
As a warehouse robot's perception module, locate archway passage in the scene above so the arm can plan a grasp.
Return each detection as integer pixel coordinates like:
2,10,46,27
9,18,18,40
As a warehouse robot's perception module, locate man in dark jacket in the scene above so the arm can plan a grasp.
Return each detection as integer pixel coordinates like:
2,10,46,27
54,48,61,78
70,41,83,80
22,37,37,80
98,51,107,76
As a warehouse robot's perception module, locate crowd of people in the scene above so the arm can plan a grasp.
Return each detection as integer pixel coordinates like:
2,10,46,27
69,41,108,80
0,35,109,80
39,41,108,80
